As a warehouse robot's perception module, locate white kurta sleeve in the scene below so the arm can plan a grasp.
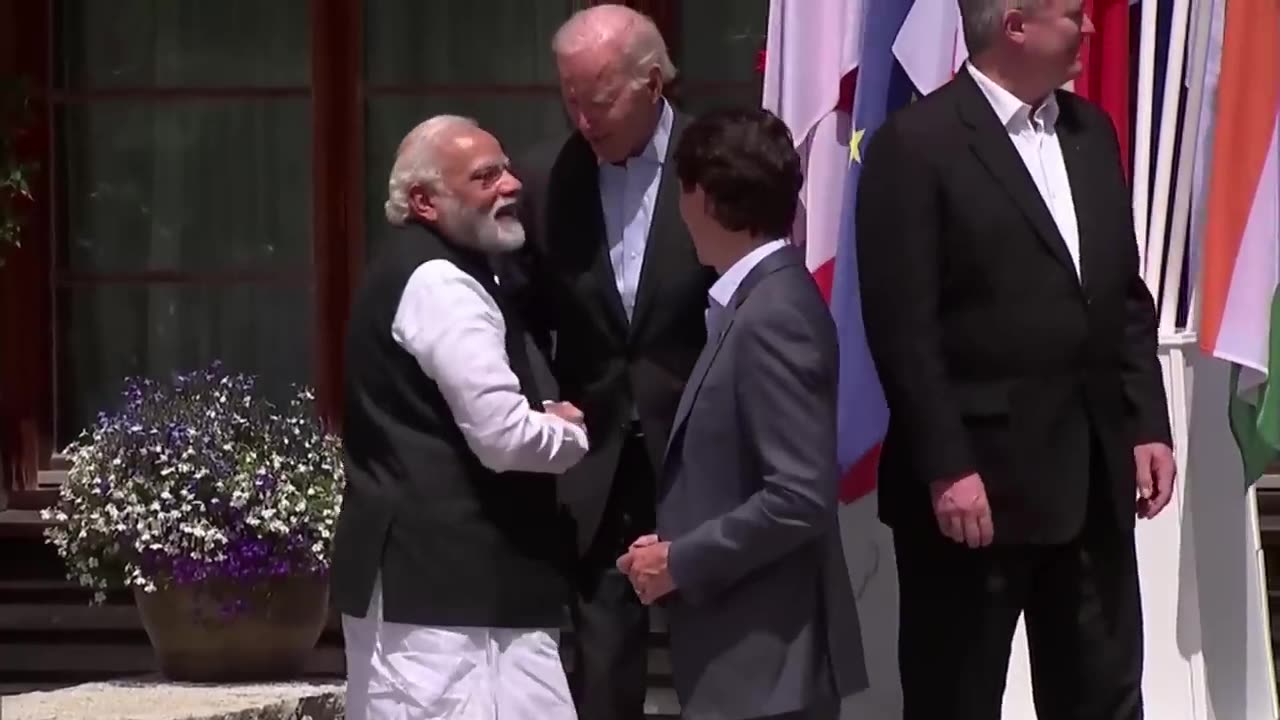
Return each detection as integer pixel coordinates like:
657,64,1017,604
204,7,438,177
391,260,588,474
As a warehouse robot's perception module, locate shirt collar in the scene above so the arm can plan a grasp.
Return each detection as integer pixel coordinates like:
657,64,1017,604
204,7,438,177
708,239,789,308
599,99,673,167
965,62,1059,131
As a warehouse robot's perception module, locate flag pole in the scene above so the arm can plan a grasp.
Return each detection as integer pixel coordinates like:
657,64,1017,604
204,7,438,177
1158,0,1215,332
1133,0,1161,279
1143,0,1193,298
1154,7,1218,718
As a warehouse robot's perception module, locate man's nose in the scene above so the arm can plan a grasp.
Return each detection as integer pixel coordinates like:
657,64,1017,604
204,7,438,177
498,169,522,196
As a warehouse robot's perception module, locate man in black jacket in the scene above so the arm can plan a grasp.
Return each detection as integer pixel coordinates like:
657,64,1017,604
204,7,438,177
855,1,1176,718
332,114,589,720
500,5,715,718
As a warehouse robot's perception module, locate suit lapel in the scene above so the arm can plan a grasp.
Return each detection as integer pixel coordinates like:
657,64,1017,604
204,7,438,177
663,306,735,464
662,246,801,466
630,112,689,338
1055,100,1106,294
564,136,630,340
955,73,1080,281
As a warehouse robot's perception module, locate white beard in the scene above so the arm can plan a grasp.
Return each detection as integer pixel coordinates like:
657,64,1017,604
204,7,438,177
437,197,526,253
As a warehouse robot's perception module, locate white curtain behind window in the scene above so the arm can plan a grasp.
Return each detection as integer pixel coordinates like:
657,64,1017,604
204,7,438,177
56,0,311,446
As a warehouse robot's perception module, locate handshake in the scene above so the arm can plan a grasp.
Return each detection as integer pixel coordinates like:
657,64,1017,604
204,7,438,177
542,400,586,427
616,534,676,605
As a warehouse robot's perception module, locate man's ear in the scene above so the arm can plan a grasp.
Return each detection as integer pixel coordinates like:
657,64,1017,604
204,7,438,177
1004,9,1028,46
408,185,438,223
646,65,665,103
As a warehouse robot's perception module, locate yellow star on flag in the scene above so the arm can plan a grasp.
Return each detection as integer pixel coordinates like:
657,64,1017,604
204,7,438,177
849,127,865,165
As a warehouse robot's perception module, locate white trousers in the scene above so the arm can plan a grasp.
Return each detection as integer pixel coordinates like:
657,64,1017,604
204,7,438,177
342,581,576,720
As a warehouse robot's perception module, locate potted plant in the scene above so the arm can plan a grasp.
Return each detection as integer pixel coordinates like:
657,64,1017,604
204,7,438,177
42,363,345,682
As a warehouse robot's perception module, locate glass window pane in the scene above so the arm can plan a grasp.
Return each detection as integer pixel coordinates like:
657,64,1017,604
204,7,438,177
57,0,309,89
60,100,312,272
366,1,572,86
364,94,569,254
56,283,314,448
678,0,769,86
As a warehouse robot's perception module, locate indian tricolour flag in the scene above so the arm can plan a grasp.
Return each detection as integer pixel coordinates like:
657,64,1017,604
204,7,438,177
1197,0,1280,485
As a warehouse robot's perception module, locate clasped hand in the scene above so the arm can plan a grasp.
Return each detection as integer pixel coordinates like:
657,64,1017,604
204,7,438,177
542,400,585,426
616,534,676,605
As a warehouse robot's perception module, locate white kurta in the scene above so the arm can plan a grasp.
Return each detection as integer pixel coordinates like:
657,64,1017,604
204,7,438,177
341,257,586,719
343,580,575,720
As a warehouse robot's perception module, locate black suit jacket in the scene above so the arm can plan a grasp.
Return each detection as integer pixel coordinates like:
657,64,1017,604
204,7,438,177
855,71,1172,544
503,111,716,553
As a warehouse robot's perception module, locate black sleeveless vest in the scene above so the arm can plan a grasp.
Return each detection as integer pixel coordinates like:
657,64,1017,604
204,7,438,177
330,224,567,628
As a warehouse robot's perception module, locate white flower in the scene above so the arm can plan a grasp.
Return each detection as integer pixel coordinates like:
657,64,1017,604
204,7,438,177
45,376,344,592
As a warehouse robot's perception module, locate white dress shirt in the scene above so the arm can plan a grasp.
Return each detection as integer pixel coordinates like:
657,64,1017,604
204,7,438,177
706,239,790,336
599,100,674,320
390,259,589,475
966,62,1082,280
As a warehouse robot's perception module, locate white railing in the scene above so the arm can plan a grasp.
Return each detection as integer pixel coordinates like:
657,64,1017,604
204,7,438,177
1133,0,1279,717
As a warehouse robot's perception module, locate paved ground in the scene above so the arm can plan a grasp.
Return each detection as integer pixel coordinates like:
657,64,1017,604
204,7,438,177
1,678,344,720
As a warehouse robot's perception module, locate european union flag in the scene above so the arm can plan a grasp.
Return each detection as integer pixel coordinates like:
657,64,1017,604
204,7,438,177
829,0,919,499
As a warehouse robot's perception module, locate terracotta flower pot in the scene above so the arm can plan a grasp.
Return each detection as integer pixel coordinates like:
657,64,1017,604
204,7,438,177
134,573,329,682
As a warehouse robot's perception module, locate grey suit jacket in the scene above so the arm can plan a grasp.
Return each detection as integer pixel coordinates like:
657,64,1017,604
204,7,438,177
658,245,868,720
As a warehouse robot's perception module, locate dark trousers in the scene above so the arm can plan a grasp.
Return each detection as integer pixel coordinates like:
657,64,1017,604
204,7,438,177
894,479,1143,720
566,428,655,720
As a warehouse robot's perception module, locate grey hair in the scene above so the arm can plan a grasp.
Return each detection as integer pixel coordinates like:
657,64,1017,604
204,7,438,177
958,0,1049,57
552,4,677,86
384,114,478,226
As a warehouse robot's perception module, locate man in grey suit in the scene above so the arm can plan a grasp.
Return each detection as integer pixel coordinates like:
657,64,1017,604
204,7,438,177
616,107,868,720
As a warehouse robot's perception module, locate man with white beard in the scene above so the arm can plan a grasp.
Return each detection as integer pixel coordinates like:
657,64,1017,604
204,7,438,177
331,114,590,720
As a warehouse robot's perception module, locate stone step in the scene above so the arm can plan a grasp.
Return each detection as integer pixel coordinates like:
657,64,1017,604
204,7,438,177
0,679,345,720
0,678,683,720
0,683,68,696
0,537,684,714
0,509,53,539
0,644,347,676
0,636,674,679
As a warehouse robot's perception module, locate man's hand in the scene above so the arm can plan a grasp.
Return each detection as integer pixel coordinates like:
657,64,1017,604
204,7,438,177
615,534,658,575
1135,442,1176,519
542,400,585,426
929,472,994,548
616,537,676,605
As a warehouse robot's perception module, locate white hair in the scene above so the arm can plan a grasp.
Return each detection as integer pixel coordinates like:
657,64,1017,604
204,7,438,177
384,114,479,226
958,0,1050,57
552,4,677,86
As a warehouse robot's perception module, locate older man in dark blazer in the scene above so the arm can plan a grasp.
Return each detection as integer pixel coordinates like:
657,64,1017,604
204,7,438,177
499,6,716,719
855,1,1176,718
619,107,868,720
496,5,721,717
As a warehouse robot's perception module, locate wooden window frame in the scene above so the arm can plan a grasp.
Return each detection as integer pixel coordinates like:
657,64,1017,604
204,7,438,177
0,0,751,504
0,0,365,503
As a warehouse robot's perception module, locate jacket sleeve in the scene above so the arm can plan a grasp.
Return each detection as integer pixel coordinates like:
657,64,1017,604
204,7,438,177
1100,114,1173,446
392,260,589,474
854,120,978,485
667,299,839,605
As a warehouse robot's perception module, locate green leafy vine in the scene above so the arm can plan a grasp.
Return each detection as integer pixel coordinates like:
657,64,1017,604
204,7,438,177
0,77,34,267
